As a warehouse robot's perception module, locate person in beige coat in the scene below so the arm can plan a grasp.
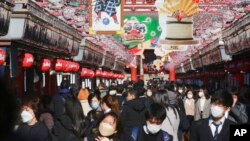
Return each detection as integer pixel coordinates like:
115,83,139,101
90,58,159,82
194,88,211,121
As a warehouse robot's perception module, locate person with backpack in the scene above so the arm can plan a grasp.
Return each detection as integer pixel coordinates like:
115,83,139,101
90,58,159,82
130,103,173,141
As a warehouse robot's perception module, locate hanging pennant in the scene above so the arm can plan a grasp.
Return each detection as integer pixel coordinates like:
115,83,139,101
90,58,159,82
22,53,34,68
0,49,6,66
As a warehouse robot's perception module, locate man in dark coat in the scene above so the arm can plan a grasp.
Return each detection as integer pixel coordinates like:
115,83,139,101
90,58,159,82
190,90,236,141
120,88,146,140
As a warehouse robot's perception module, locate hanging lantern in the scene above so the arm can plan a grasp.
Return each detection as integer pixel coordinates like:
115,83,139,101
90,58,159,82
0,49,6,66
71,62,80,72
22,53,34,68
55,59,65,72
89,70,95,79
81,68,88,77
40,59,51,72
102,71,108,78
40,59,51,87
96,69,102,77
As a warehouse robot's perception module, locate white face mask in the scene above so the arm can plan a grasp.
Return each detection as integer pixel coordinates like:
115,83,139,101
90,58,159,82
146,122,161,134
198,92,204,97
91,102,99,110
146,91,152,97
21,110,33,123
99,122,116,137
187,94,193,99
211,105,225,118
178,89,183,93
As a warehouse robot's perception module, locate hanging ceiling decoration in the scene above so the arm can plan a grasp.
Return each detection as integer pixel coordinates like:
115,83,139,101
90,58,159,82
29,0,250,67
157,0,199,45
170,0,250,67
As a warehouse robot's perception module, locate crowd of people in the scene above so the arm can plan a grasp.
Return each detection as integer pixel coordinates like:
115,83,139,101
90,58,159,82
1,78,250,141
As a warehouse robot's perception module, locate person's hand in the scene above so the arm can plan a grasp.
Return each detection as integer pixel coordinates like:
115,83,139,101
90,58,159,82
95,136,110,141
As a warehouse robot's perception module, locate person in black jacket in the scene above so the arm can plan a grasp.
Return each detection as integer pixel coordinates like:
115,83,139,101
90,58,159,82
16,95,51,141
52,96,89,141
190,89,235,141
130,103,173,141
120,88,146,140
227,87,248,124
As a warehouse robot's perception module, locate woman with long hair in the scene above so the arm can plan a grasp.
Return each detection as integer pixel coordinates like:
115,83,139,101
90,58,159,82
101,95,120,115
52,96,89,141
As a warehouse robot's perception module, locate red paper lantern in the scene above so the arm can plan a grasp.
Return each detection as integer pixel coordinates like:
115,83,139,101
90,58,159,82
102,71,108,78
89,70,95,78
55,59,64,72
72,63,80,72
0,49,6,66
40,59,51,72
113,74,118,79
63,61,71,72
81,68,88,77
96,70,102,77
22,53,34,68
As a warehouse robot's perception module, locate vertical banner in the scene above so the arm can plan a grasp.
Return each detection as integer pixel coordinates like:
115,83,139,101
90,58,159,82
89,0,124,34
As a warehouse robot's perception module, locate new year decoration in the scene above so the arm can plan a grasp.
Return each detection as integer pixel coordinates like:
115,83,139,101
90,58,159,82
155,0,199,45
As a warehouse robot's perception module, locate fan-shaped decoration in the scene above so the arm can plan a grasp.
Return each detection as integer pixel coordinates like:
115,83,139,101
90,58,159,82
159,0,199,20
157,0,199,45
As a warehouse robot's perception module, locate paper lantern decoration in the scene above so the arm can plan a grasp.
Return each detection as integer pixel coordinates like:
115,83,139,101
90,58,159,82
89,70,95,78
102,71,108,78
22,53,34,68
0,49,6,66
81,68,89,77
96,70,102,77
40,59,51,72
55,59,65,72
71,63,80,72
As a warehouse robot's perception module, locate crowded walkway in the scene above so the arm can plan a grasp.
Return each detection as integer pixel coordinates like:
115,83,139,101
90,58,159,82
1,78,250,141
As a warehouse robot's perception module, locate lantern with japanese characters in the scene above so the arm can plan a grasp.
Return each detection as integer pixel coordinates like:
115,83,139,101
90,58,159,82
40,59,51,87
22,53,34,68
0,49,6,66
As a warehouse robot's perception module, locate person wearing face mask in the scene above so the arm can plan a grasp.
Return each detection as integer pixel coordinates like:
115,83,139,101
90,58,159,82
194,88,211,121
16,96,51,141
184,90,195,125
120,88,146,140
84,112,121,141
190,90,235,141
130,103,173,141
86,92,103,136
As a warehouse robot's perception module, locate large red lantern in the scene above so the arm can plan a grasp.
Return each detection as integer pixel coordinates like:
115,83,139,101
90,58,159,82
102,71,107,78
0,49,6,66
89,70,95,78
55,59,64,72
63,61,71,72
81,68,88,77
22,53,34,68
40,59,51,72
71,62,80,72
96,70,102,77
